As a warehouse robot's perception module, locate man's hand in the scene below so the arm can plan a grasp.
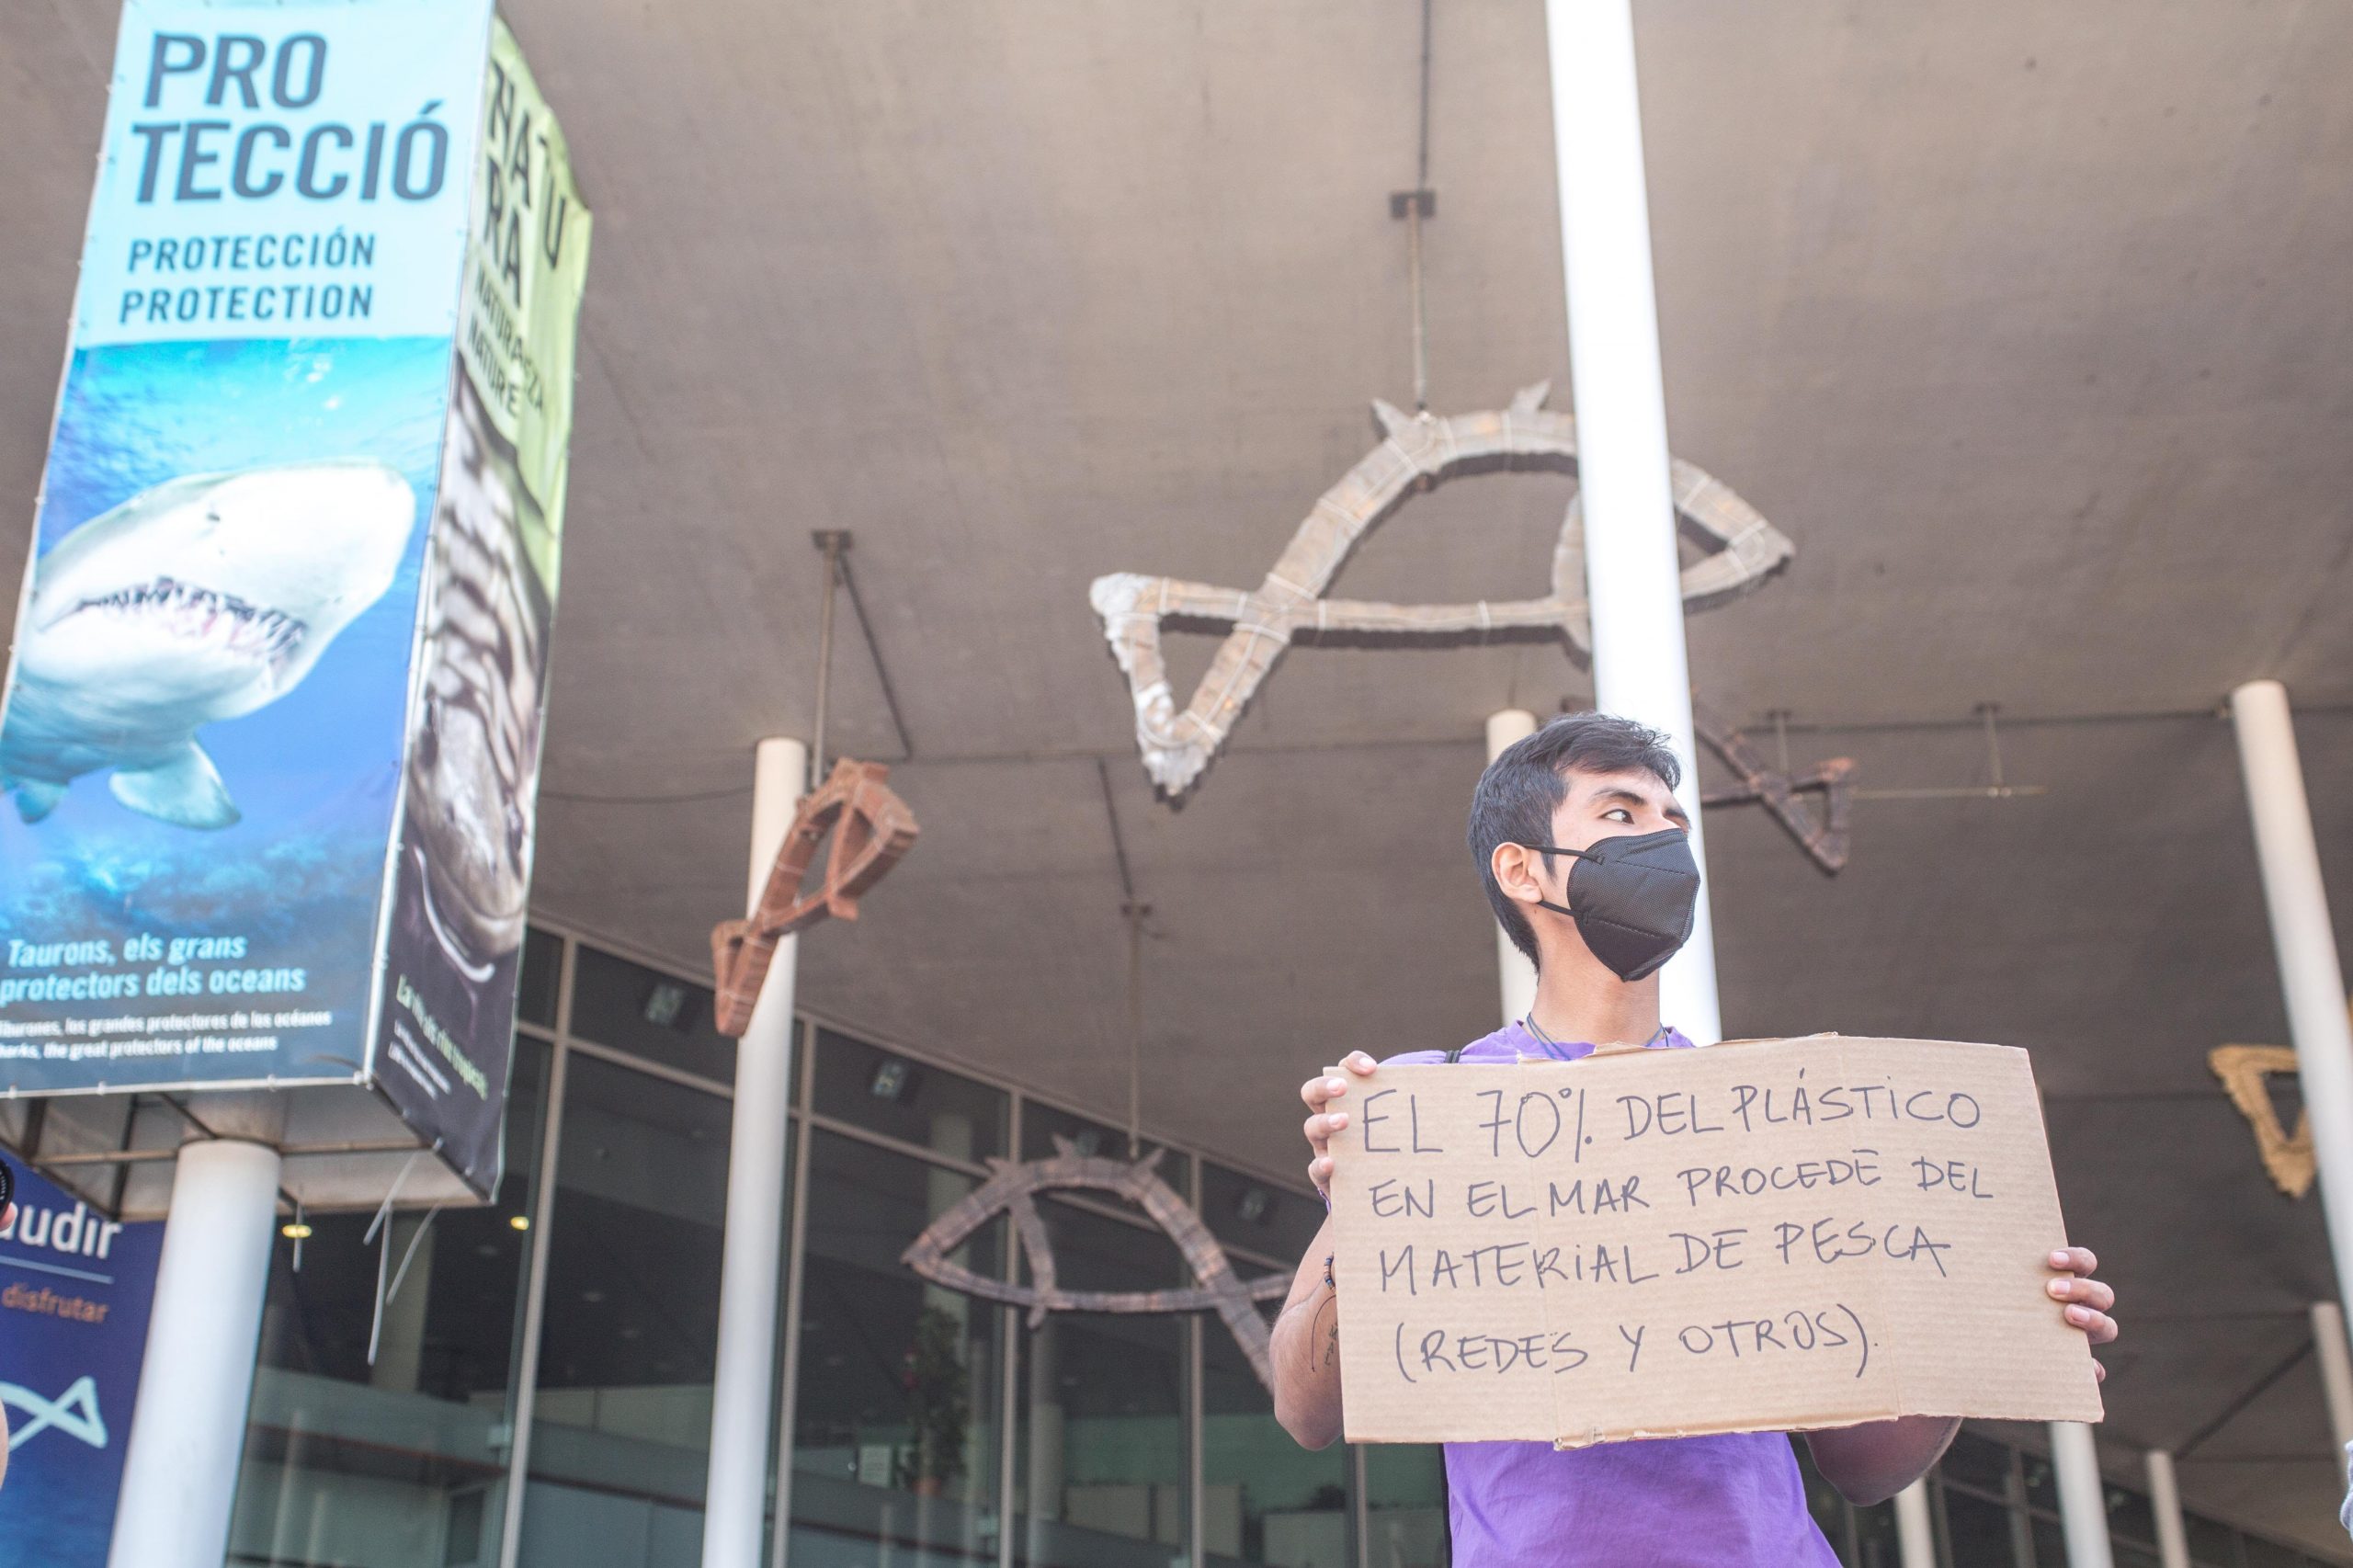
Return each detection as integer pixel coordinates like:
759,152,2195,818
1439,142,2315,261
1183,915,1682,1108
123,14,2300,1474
1302,1051,1379,1200
1277,1051,1378,1449
2049,1245,2118,1381
1813,1244,2121,1504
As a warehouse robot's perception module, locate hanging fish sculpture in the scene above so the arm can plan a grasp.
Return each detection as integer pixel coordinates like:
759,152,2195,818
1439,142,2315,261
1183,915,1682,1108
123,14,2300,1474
711,757,919,1036
902,1141,1292,1392
1087,381,1793,800
1693,705,1857,874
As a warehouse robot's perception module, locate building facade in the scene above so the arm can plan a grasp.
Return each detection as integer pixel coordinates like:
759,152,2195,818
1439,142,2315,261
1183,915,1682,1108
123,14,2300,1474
220,924,2335,1568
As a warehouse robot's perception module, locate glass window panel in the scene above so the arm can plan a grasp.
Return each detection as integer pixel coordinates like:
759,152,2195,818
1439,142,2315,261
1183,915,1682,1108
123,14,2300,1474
1790,1437,1854,1563
1850,1500,1901,1568
568,944,733,1083
2103,1483,2156,1547
788,1129,1006,1568
1016,1200,1189,1568
1362,1448,1449,1568
2114,1546,2165,1568
229,1037,549,1568
1939,1427,2015,1495
814,1028,1009,1163
2184,1513,2239,1567
1200,1298,1345,1568
2031,1517,2069,1567
2241,1538,2304,1568
1199,1162,1321,1267
1938,1488,2018,1568
1018,1098,1182,1192
2021,1451,2060,1515
518,926,562,1028
520,1052,733,1564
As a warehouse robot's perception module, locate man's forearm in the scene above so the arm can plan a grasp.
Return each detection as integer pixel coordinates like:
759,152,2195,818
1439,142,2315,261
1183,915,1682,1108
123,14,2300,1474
1270,1218,1344,1449
1806,1415,1961,1506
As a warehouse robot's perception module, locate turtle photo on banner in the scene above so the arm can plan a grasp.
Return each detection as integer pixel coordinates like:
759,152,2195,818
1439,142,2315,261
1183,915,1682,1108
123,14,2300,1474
373,20,589,1197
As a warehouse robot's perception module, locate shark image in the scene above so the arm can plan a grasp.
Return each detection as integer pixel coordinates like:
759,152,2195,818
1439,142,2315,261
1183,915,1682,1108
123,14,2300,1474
0,460,417,829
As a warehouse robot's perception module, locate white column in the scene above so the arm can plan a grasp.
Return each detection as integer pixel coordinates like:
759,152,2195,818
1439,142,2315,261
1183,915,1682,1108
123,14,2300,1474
1543,0,1721,1046
2232,681,2353,1307
2049,1421,2116,1568
2313,1301,2353,1456
107,1137,283,1568
1892,1478,1936,1568
702,736,808,1568
2144,1449,2190,1568
1027,1322,1065,1565
1488,709,1540,1027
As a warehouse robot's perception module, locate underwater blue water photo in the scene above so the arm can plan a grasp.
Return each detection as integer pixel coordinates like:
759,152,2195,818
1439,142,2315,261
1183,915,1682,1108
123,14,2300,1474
0,335,454,1086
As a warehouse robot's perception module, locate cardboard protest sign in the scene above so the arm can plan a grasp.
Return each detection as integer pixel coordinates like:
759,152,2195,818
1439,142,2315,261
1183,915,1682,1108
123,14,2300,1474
1324,1036,2102,1446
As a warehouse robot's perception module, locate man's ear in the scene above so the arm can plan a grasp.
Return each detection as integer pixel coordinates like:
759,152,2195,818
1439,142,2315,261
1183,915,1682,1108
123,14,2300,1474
1491,842,1548,908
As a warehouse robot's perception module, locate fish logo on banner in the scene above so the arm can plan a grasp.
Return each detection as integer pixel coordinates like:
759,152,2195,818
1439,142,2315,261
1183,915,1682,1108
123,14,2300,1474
0,1164,162,1567
3,1376,109,1451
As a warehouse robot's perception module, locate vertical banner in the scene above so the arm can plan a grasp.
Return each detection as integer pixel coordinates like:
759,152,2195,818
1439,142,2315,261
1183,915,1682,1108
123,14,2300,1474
0,1164,163,1565
0,0,494,1086
0,1,587,1202
372,19,589,1195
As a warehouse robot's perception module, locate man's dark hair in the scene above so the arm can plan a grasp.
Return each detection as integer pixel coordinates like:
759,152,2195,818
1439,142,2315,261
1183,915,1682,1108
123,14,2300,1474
1469,712,1682,969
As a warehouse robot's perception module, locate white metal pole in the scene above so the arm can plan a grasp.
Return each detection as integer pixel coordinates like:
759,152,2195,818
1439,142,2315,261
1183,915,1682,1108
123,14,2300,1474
2232,681,2353,1310
2144,1449,2190,1568
702,736,808,1568
1892,1479,1935,1568
2049,1421,2116,1568
1542,0,1720,1046
2313,1301,2353,1456
497,995,573,1568
769,1017,820,1568
107,1137,283,1568
1487,709,1540,1028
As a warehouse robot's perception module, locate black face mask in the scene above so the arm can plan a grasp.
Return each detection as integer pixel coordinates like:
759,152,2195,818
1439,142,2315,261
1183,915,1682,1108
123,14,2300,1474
1521,827,1699,983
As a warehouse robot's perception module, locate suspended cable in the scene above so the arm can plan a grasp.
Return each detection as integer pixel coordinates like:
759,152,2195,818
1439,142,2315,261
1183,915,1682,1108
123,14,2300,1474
1097,758,1150,1155
810,530,847,789
1392,0,1438,411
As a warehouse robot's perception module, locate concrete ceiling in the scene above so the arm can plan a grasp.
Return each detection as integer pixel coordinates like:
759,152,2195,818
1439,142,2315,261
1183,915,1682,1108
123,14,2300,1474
9,0,2353,1552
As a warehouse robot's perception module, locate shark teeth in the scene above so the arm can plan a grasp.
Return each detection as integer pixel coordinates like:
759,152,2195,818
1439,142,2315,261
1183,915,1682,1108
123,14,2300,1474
72,575,308,664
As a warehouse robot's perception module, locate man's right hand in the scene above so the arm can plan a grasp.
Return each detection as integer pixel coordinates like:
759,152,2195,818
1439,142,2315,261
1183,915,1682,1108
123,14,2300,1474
1302,1050,1380,1201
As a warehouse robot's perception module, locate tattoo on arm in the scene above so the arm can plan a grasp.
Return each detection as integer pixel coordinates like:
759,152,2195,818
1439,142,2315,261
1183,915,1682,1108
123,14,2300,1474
1309,1296,1339,1371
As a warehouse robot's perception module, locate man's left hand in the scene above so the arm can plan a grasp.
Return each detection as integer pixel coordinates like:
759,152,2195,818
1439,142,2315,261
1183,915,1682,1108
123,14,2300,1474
2048,1246,2118,1381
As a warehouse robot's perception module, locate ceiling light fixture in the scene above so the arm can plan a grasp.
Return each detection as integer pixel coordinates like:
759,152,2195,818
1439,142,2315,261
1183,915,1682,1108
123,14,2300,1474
870,1059,919,1103
641,979,700,1031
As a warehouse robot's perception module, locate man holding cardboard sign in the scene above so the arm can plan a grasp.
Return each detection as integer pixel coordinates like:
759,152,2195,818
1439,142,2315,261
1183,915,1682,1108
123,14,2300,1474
1272,714,2117,1565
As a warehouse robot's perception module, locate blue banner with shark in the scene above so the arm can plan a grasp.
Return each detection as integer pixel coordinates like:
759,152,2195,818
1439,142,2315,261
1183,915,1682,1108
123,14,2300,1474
0,0,549,1181
0,1161,164,1567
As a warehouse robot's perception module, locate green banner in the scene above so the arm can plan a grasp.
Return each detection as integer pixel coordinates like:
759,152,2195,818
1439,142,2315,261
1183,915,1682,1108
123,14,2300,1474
370,16,591,1197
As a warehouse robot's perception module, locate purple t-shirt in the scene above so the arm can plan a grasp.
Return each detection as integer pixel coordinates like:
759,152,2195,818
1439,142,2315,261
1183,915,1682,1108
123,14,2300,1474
1381,1022,1840,1568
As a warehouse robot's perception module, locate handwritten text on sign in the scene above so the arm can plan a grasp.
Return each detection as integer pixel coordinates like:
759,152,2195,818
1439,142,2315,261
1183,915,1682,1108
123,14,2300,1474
1325,1037,2102,1446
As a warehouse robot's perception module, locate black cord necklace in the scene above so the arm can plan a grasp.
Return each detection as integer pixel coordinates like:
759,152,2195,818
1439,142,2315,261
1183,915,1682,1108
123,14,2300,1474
1522,1013,1671,1053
